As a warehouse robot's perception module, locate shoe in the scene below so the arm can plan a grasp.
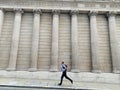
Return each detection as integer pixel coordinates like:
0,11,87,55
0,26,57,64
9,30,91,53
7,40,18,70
58,83,61,86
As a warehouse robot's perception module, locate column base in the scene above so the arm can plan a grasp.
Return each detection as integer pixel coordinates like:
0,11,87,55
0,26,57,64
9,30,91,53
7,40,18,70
92,70,102,73
28,68,37,72
6,68,16,71
113,70,120,74
71,69,79,73
50,65,58,72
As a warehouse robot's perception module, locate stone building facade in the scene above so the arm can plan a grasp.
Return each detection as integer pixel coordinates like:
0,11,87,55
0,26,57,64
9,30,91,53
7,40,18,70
0,0,120,84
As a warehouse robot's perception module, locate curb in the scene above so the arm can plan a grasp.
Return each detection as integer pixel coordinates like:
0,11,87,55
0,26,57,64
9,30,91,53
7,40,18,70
0,85,95,90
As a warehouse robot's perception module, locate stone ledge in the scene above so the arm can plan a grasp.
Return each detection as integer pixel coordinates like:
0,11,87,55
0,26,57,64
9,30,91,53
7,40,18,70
0,85,95,90
0,0,120,12
0,70,119,84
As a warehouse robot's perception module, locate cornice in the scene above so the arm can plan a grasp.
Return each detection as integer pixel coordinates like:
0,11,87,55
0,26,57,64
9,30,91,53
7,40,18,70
0,0,120,13
7,0,120,3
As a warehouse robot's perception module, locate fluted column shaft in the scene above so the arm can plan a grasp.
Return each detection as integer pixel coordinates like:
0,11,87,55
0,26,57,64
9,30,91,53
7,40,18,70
50,10,59,71
89,11,100,73
7,9,22,70
29,10,41,71
108,12,120,73
71,11,79,72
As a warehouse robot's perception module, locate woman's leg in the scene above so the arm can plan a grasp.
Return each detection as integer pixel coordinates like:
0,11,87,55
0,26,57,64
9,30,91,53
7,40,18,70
64,72,73,84
58,72,65,85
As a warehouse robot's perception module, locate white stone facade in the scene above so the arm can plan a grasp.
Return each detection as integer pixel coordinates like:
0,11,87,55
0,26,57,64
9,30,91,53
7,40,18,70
0,0,120,84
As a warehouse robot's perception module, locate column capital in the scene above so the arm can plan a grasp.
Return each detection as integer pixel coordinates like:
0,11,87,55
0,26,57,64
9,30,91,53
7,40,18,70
107,11,117,17
33,9,42,14
70,10,79,15
52,9,60,15
14,8,23,14
88,10,98,16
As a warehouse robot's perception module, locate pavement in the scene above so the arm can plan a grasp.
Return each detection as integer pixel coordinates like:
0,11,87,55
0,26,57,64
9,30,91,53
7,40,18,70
0,77,119,90
0,71,119,90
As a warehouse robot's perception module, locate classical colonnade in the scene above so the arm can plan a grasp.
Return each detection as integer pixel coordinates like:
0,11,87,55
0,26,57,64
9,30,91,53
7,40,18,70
0,8,119,73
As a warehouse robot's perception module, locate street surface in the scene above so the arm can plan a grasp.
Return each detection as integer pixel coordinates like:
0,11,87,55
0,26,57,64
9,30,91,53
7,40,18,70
0,86,92,90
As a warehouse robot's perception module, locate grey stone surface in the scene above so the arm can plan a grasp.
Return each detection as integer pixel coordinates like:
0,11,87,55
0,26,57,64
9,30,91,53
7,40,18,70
89,11,100,73
50,10,59,71
0,71,119,84
0,1,119,89
0,77,119,90
71,11,79,73
7,9,22,71
29,10,40,71
108,12,120,73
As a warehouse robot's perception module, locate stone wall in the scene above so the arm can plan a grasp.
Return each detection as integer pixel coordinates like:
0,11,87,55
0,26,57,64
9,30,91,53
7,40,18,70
0,0,119,74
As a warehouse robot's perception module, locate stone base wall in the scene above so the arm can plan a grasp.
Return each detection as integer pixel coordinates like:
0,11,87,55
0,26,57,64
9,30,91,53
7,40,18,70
0,71,119,84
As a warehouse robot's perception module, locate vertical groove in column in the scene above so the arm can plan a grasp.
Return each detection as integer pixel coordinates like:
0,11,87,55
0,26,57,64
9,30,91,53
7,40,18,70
71,10,79,73
108,12,120,74
50,10,59,71
29,10,41,71
89,11,101,73
7,9,23,71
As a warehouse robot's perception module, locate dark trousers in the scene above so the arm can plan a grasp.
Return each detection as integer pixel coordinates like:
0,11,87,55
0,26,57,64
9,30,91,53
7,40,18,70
59,71,72,85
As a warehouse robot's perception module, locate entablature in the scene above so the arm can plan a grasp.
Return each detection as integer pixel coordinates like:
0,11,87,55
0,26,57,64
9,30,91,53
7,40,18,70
0,0,120,14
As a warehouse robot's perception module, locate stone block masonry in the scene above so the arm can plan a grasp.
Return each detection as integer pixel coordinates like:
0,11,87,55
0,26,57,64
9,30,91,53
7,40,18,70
0,0,119,85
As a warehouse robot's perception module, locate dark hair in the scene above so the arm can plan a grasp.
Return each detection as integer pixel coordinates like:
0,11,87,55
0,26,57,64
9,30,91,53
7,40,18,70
62,61,64,64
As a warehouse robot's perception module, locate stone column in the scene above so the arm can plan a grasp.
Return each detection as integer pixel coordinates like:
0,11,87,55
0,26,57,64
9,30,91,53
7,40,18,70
71,10,79,73
0,8,4,37
7,9,23,71
50,10,59,71
107,11,120,73
29,10,41,71
89,11,101,73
